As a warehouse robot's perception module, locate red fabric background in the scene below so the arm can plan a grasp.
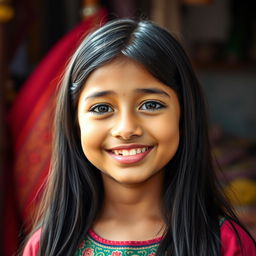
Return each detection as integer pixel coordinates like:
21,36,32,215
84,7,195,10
5,9,107,256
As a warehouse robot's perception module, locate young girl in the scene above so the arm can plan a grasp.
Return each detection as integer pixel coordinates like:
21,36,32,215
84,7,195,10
23,19,255,256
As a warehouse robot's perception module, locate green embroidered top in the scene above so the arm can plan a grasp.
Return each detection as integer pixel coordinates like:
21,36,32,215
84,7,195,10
23,217,256,255
75,218,228,256
75,229,162,256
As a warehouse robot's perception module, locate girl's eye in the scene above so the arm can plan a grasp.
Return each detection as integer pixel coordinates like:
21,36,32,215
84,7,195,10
89,104,113,114
139,101,165,111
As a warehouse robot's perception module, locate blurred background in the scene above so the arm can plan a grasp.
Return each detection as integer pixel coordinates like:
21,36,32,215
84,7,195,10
0,0,255,255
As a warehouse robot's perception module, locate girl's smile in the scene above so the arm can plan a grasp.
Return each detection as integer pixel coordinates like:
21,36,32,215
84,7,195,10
106,144,154,164
77,57,180,185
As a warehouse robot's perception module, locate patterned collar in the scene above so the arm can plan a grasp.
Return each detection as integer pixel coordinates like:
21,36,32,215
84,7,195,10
75,229,163,256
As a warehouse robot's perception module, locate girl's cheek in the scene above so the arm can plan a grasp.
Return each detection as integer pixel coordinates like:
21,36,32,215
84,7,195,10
79,119,107,147
146,113,180,139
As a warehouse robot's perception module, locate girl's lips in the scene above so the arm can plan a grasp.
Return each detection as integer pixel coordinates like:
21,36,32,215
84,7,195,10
106,146,153,164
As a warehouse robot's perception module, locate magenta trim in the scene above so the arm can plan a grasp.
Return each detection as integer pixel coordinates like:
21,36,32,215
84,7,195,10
88,229,163,246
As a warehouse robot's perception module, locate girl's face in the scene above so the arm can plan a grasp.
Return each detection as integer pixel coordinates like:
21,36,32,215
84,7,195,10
77,58,180,185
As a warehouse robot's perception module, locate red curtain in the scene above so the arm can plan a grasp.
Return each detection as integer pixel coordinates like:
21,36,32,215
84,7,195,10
5,9,107,256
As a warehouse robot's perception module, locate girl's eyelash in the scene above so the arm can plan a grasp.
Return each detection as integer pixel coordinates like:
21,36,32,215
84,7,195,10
139,100,166,111
89,104,113,115
88,100,166,115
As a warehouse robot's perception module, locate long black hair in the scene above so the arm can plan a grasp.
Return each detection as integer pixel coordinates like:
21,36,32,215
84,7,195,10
34,18,240,255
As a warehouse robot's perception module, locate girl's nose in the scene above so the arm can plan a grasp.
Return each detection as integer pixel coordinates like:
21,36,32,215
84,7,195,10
111,112,143,140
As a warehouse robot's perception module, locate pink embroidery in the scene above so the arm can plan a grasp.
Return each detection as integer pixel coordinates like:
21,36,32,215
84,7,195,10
148,253,156,256
111,251,122,256
88,229,163,246
79,240,85,249
82,248,94,256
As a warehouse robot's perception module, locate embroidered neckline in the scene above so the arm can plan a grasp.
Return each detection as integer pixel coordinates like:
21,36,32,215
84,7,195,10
88,229,163,246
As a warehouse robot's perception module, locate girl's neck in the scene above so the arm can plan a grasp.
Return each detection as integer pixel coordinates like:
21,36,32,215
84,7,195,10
93,170,166,241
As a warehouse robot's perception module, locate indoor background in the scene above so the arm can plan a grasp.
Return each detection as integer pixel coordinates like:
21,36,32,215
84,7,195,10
0,0,255,255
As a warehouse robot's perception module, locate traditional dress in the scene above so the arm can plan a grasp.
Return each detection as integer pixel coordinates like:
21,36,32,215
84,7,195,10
75,229,161,256
23,219,256,256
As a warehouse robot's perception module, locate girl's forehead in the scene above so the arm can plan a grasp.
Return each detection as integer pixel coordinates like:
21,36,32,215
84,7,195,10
85,57,149,83
79,57,174,98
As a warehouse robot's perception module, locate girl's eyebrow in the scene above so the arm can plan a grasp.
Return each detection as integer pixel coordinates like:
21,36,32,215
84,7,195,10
84,88,170,101
134,88,170,98
84,90,115,101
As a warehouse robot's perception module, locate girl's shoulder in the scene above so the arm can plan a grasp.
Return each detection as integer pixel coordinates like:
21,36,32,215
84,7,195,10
22,229,41,256
220,219,256,256
22,221,256,256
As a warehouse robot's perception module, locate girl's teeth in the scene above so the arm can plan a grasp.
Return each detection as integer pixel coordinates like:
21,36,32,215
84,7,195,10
123,150,129,156
136,148,142,154
114,150,120,155
112,147,149,156
130,149,137,155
